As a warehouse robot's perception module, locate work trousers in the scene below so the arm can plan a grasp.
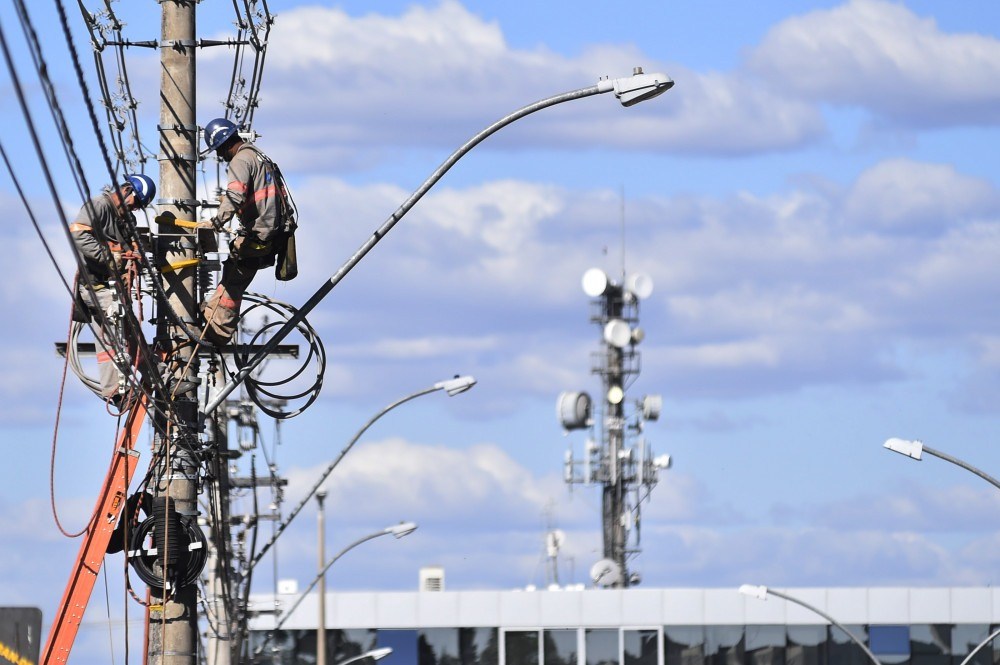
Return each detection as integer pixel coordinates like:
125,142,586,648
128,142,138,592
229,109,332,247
202,240,275,346
79,284,128,401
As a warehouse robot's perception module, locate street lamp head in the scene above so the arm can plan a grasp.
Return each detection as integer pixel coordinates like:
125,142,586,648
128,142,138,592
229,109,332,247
386,521,418,539
738,584,769,600
335,647,394,665
368,647,394,661
884,437,924,461
598,66,674,107
435,375,477,396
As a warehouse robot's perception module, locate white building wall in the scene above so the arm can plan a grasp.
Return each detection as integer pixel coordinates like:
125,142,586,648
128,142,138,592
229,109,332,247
249,587,1000,632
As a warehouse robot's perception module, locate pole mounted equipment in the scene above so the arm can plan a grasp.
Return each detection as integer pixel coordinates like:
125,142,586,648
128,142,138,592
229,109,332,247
560,265,669,588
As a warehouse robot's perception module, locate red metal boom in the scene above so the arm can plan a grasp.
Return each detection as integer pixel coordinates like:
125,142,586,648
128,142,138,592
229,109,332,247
41,398,149,664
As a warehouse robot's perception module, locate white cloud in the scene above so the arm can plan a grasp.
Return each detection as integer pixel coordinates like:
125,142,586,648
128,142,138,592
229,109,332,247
843,159,999,233
193,2,827,167
747,0,1000,127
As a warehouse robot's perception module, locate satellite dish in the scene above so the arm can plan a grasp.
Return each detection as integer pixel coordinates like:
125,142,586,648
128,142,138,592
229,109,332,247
631,326,645,345
642,395,662,421
589,558,622,587
603,319,632,349
582,268,609,297
546,529,566,557
557,391,592,430
607,385,624,405
625,272,654,299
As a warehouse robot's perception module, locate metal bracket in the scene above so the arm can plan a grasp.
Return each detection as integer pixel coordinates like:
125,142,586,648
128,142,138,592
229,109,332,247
156,152,199,163
159,39,197,49
156,198,200,208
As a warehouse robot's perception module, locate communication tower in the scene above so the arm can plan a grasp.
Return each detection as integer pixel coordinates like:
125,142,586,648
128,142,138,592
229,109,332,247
558,268,671,588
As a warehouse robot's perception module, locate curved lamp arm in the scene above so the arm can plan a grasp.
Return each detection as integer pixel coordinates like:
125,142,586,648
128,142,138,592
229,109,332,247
254,526,416,657
248,376,473,571
203,68,673,415
883,438,1000,493
958,626,1000,665
739,585,882,665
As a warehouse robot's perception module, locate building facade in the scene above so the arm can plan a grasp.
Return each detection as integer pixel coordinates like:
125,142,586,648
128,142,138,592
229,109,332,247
248,587,1000,665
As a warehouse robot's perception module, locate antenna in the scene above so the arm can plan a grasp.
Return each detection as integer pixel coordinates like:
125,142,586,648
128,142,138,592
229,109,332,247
558,260,666,588
620,183,626,283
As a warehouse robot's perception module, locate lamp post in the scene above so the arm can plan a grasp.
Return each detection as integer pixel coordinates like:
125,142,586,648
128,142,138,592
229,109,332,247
739,585,882,665
883,438,1000,492
317,490,328,665
336,647,394,665
202,67,674,415
255,523,418,658
248,375,475,572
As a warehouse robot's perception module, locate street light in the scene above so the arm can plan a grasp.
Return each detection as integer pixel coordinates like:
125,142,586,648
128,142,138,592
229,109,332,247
255,524,418,658
317,490,328,665
203,67,674,415
738,585,882,665
249,375,476,571
883,438,1000,492
336,647,394,664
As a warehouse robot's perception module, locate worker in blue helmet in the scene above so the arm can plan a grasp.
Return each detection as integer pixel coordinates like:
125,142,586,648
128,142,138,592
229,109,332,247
198,117,297,346
70,174,156,409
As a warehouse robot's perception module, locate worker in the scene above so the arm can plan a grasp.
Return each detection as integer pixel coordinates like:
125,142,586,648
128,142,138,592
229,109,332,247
199,117,296,346
71,174,156,408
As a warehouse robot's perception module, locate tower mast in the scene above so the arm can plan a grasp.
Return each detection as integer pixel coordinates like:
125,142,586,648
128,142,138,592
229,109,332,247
559,266,670,587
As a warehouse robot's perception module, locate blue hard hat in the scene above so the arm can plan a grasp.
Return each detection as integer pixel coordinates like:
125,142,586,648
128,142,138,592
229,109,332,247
125,173,156,208
204,117,239,151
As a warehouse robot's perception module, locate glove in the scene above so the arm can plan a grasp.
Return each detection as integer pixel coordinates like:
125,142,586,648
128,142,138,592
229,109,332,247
195,220,218,230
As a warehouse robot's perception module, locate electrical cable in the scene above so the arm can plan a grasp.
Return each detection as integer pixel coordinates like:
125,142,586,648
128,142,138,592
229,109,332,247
1,13,182,530
221,292,326,419
5,2,178,427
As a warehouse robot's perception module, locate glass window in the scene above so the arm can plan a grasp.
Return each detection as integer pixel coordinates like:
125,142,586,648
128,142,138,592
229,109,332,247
869,626,910,665
746,626,786,665
462,628,499,665
420,628,461,665
505,630,540,665
586,628,619,665
624,629,659,665
786,625,827,665
828,625,870,665
248,628,312,664
952,626,990,665
665,625,705,665
379,629,419,664
911,625,949,665
706,626,744,665
545,629,579,665
332,629,378,664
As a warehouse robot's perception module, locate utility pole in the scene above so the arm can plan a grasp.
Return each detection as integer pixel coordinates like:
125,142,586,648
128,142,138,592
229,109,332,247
316,490,328,665
150,0,200,662
206,386,232,665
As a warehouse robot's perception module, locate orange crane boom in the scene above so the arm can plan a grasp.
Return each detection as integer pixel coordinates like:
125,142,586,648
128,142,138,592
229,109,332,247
41,397,149,664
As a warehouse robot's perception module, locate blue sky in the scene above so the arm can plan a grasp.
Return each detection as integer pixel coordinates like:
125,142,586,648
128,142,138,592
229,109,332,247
2,0,1000,661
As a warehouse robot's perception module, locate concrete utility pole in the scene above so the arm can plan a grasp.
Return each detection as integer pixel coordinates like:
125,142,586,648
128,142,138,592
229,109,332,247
150,0,200,662
206,389,232,665
316,490,328,665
